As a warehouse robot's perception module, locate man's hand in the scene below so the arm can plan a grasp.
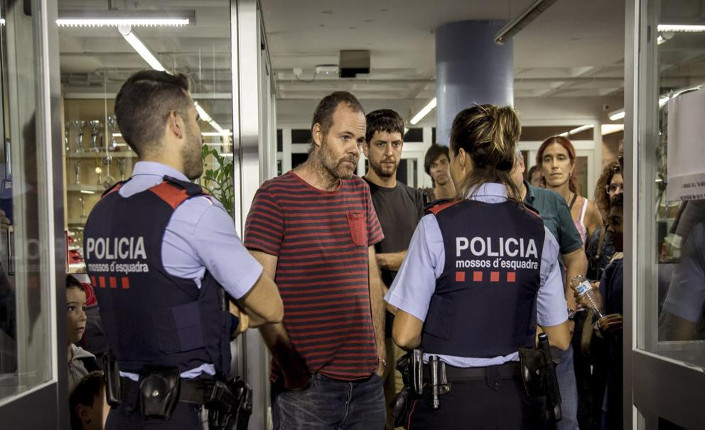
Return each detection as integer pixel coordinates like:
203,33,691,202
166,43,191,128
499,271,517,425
0,209,10,230
597,313,623,336
282,363,311,391
229,302,250,335
376,357,386,377
574,284,604,311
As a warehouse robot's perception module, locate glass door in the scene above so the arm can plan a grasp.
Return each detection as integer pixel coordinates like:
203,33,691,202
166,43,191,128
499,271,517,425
627,0,705,428
0,0,65,426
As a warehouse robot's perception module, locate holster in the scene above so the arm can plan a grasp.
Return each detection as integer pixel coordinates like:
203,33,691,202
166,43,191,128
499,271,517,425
519,333,562,423
391,350,425,428
206,377,253,430
138,367,181,420
102,350,121,407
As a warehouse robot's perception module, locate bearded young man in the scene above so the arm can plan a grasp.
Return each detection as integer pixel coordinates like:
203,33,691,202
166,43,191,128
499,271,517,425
245,91,387,429
361,109,424,429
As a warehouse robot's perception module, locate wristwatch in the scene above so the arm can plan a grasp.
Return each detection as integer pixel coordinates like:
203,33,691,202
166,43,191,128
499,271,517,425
567,308,577,320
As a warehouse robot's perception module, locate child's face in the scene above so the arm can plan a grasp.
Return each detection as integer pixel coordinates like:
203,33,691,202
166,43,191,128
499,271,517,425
66,287,87,345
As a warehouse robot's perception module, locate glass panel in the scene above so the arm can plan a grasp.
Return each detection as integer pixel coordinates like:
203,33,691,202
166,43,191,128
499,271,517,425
58,1,235,269
0,0,54,401
637,0,705,369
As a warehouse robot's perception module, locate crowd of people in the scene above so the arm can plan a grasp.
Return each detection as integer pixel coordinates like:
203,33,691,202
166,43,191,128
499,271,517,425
64,69,638,430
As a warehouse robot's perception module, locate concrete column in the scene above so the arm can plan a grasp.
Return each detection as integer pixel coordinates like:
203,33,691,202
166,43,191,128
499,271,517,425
435,21,514,145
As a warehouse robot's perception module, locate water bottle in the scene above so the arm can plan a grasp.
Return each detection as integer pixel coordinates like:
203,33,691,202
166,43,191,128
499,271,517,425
571,275,604,319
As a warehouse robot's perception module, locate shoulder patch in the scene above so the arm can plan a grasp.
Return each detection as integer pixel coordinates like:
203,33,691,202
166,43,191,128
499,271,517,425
101,181,125,198
425,198,459,215
149,181,205,210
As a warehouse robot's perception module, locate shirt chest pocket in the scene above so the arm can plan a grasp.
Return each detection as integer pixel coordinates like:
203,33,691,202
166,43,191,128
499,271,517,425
346,212,367,247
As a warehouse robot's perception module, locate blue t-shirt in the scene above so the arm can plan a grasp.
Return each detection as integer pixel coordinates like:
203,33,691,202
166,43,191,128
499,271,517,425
523,181,583,256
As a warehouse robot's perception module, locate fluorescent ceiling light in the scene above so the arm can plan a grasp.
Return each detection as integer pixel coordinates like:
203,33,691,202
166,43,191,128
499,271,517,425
558,124,593,137
609,110,625,121
202,131,233,137
410,97,437,125
118,25,165,71
495,0,559,45
609,95,671,121
194,102,226,134
657,24,705,33
57,10,194,27
601,124,624,135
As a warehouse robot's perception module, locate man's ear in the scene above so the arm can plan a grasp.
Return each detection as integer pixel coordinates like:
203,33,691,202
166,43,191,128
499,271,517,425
76,403,92,426
312,123,323,148
361,141,370,158
168,111,185,140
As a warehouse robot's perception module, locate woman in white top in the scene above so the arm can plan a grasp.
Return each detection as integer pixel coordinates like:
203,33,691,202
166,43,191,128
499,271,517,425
537,135,602,245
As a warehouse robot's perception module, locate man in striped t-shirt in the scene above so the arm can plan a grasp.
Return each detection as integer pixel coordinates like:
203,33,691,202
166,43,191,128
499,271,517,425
245,91,387,429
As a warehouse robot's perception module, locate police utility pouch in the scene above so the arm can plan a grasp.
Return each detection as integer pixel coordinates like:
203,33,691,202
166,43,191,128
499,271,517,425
206,377,252,430
518,346,547,398
102,350,121,407
138,367,181,420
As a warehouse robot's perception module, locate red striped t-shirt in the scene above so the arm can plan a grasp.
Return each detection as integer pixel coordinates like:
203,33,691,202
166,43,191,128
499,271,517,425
244,171,384,380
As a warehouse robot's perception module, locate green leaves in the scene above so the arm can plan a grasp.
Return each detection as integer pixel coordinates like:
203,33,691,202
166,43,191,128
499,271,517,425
201,145,234,217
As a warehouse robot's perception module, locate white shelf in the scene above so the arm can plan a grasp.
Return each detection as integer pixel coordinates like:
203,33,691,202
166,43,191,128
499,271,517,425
66,185,107,193
66,150,135,159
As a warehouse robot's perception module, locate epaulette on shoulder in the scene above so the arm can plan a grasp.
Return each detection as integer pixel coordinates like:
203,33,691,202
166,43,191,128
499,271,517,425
150,176,208,210
425,198,459,216
523,202,543,220
101,181,125,198
162,175,207,196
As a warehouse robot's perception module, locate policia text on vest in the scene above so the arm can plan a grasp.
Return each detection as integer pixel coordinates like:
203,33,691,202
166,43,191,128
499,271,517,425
455,236,540,270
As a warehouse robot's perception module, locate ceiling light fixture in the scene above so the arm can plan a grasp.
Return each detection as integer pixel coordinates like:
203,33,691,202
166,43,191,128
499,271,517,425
609,95,672,121
57,10,194,27
495,0,559,45
118,25,165,71
657,24,705,33
194,102,226,134
559,124,593,137
410,97,437,125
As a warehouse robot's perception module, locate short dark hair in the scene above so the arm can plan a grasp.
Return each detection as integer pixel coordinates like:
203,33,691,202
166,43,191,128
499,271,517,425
365,109,404,144
66,274,84,292
311,91,365,136
424,144,450,176
69,371,104,430
114,70,192,157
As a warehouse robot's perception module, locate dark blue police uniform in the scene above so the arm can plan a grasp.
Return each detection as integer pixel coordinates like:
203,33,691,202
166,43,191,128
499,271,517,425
84,176,231,429
386,183,568,429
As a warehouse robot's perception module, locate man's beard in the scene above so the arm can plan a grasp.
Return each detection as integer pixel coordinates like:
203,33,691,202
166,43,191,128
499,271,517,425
371,157,398,179
182,139,203,180
320,137,358,180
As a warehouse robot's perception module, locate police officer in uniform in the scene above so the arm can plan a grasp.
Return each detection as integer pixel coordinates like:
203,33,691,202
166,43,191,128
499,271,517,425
385,104,571,429
83,70,283,429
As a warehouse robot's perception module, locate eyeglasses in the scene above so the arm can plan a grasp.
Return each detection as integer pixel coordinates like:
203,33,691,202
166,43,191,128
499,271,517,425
605,183,624,194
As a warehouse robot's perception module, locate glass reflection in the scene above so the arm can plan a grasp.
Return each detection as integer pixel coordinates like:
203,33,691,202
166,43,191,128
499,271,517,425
651,0,705,368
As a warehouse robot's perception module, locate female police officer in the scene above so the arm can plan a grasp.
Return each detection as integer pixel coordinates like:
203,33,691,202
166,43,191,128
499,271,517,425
385,104,571,429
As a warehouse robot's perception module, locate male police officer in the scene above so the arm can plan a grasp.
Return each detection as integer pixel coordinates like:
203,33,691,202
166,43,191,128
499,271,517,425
83,70,283,429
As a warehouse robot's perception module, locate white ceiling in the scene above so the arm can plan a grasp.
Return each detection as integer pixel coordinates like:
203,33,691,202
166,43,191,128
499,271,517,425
261,0,626,125
56,0,639,127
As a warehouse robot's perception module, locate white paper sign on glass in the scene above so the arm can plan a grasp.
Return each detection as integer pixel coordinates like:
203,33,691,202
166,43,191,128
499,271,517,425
667,89,705,201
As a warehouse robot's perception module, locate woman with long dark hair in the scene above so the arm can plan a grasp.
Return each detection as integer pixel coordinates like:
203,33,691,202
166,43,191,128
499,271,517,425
537,136,602,245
